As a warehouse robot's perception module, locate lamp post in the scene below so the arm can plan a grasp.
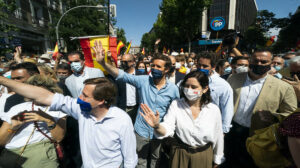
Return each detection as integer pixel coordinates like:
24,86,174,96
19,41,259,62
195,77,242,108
55,5,105,51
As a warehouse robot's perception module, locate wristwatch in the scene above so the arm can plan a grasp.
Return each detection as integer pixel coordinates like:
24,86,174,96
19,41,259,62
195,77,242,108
47,122,57,130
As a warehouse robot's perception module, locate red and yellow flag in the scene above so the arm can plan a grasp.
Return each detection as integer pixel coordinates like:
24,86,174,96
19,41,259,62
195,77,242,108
117,41,125,55
141,47,145,55
163,47,167,54
79,35,117,75
52,43,59,59
266,36,276,47
125,41,132,54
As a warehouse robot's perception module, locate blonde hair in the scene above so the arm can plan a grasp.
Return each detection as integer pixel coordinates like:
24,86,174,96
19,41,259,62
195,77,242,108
26,75,63,94
37,63,57,80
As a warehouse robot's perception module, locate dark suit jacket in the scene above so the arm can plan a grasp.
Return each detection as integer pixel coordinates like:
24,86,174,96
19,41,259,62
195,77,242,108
116,69,146,110
175,71,185,85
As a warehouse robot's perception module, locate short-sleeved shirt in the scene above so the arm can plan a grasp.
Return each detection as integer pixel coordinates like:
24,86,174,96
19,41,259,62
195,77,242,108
0,102,66,149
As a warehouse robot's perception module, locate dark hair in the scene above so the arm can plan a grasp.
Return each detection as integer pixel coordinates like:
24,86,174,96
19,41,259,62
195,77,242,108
67,51,85,61
215,59,228,72
196,52,217,68
151,53,172,71
253,48,273,57
136,61,147,73
84,77,117,108
10,62,40,75
180,71,211,106
231,56,249,65
57,63,72,74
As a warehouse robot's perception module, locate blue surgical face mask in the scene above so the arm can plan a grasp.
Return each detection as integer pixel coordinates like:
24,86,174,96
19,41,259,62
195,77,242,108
71,62,83,73
77,98,92,114
284,60,290,67
228,57,234,64
274,65,282,71
224,67,232,75
151,68,163,79
137,69,145,74
0,68,3,72
197,68,210,76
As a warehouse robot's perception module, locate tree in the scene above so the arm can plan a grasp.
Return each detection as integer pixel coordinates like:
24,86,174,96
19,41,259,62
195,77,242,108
49,0,108,51
0,0,18,56
116,28,127,54
273,6,300,53
141,0,212,53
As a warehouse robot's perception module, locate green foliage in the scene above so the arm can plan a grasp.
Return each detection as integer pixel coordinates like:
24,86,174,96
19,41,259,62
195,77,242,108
0,0,18,56
48,0,108,51
141,0,212,52
116,28,127,54
273,6,300,53
140,32,157,54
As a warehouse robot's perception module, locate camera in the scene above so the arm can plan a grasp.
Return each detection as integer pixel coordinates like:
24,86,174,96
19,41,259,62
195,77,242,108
222,32,242,47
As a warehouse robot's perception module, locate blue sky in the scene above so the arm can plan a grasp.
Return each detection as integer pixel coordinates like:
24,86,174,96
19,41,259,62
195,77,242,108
112,0,300,46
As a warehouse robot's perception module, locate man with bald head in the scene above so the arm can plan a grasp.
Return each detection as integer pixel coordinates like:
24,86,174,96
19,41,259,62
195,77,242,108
116,54,143,123
225,49,297,167
167,55,185,85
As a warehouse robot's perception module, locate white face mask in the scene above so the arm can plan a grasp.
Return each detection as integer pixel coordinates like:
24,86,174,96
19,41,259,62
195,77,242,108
147,67,151,72
117,60,121,66
38,59,46,64
183,88,202,101
235,66,248,73
189,62,194,67
175,62,181,69
71,62,83,72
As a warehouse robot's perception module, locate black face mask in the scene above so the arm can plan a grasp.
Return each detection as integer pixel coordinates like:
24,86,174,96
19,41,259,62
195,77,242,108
249,64,271,76
169,66,176,73
290,71,300,79
120,62,130,71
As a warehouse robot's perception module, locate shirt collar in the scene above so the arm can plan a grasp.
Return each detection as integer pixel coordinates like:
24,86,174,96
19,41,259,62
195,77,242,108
150,76,170,89
91,107,116,123
246,73,267,84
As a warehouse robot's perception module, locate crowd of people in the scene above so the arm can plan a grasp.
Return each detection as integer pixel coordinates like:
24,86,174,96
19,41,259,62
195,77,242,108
0,39,299,168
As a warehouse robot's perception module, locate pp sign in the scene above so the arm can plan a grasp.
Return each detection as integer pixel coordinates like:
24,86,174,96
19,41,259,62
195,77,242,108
210,17,225,31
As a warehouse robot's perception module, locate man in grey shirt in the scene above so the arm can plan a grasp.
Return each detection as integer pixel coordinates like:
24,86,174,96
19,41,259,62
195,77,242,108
65,51,104,98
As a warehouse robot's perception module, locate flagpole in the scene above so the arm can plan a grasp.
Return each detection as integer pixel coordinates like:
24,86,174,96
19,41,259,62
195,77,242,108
55,5,105,52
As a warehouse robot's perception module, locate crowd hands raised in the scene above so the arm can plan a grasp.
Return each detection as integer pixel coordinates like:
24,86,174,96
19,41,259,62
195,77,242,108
0,36,299,168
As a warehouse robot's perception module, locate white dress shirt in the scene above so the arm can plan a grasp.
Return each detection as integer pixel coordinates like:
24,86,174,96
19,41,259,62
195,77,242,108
0,102,66,149
50,93,138,168
154,98,224,164
65,66,104,98
126,71,136,106
233,74,267,127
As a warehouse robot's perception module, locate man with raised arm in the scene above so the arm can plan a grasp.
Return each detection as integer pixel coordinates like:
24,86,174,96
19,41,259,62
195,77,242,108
0,76,138,168
92,40,180,168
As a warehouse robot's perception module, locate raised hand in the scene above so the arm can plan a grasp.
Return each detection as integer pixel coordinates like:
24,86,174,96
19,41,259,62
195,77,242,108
155,39,161,45
139,103,160,128
13,46,22,63
92,40,105,64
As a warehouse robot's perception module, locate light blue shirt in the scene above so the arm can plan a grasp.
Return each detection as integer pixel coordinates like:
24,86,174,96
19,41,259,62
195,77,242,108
65,66,104,98
233,75,267,128
50,93,138,168
209,73,234,133
116,70,180,139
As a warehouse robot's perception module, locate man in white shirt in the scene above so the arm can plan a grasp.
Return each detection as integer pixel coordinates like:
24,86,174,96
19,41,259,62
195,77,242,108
0,76,138,168
225,49,297,168
65,51,104,98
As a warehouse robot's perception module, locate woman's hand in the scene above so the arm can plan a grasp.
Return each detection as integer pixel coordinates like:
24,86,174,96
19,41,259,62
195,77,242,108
10,112,26,130
139,103,160,128
22,108,55,126
92,40,105,65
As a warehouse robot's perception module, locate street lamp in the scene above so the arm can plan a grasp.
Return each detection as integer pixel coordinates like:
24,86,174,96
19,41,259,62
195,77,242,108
55,5,105,51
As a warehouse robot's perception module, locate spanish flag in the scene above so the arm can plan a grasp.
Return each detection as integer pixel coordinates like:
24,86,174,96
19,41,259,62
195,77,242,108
125,41,132,54
141,47,145,55
266,36,276,47
117,41,125,55
163,47,167,54
52,43,59,59
79,35,117,74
